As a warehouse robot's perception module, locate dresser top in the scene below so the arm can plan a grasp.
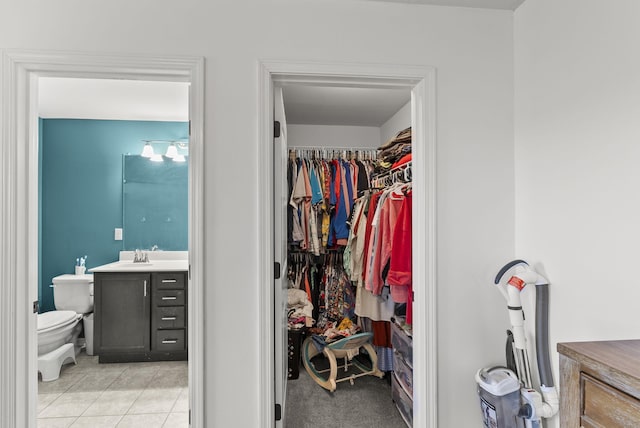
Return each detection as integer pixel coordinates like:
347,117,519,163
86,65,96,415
558,340,640,383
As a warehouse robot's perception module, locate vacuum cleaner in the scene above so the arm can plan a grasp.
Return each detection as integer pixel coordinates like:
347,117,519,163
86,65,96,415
476,260,559,428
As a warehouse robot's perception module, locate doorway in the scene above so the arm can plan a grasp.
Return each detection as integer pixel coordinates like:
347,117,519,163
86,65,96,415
257,61,438,428
0,51,204,428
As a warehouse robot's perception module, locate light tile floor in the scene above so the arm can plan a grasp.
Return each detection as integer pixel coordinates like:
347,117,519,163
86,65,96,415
38,352,188,428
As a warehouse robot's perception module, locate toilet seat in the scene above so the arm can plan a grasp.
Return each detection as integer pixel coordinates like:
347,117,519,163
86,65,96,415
37,310,80,333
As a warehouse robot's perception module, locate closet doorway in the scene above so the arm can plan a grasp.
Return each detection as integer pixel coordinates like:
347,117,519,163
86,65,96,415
258,61,437,428
0,51,204,428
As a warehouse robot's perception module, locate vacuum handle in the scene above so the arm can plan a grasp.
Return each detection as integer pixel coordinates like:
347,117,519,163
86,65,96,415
494,260,529,284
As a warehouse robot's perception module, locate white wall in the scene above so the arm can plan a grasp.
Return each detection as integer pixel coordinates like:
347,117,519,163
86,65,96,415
515,1,640,426
380,101,411,145
0,1,514,426
287,124,380,149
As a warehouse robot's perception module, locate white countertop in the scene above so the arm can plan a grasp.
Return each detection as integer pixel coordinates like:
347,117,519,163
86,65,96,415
89,251,188,273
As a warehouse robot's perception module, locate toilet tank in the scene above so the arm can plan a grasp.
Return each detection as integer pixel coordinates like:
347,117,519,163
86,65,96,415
52,274,94,313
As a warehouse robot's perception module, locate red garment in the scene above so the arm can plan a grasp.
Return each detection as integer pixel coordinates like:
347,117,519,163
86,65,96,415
387,192,412,323
391,153,412,169
379,190,405,287
371,320,392,348
303,267,312,303
361,191,382,283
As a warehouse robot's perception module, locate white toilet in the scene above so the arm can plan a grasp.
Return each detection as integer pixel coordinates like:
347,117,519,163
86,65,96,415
37,274,93,381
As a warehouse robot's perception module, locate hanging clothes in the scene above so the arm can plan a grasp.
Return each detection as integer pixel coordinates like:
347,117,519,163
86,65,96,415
287,149,377,255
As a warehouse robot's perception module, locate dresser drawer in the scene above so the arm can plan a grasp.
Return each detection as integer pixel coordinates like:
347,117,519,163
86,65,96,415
581,373,640,428
154,329,186,351
153,289,185,307
392,372,413,427
153,272,186,289
155,306,185,329
391,321,413,368
393,349,413,396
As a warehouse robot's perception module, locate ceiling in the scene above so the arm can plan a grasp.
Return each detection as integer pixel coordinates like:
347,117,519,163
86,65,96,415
282,85,411,127
38,77,189,121
362,0,526,10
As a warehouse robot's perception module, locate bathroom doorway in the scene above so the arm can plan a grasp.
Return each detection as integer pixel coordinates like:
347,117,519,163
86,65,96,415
37,77,190,426
0,52,204,427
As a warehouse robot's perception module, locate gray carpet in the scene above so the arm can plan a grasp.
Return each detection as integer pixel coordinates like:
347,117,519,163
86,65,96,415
284,357,408,428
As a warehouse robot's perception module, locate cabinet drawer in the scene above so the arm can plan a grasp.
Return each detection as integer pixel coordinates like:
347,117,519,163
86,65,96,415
154,289,185,306
581,373,640,428
155,329,186,351
155,306,185,329
153,272,186,289
391,321,413,368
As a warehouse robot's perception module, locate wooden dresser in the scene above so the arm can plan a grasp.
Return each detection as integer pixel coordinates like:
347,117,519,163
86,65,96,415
558,340,640,428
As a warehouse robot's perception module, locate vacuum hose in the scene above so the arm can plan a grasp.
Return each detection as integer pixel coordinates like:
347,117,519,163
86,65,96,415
535,283,553,388
535,282,559,419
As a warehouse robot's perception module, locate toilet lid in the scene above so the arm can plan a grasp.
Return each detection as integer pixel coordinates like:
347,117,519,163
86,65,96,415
37,310,79,332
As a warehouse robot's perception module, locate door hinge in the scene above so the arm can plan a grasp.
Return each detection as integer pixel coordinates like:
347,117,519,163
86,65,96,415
33,300,39,313
274,262,281,280
189,264,191,280
189,120,192,136
189,409,191,424
412,291,415,302
274,121,281,139
275,403,282,421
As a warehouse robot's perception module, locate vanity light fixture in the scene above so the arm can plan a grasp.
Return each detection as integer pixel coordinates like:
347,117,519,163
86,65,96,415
141,142,154,158
140,139,188,162
165,143,178,159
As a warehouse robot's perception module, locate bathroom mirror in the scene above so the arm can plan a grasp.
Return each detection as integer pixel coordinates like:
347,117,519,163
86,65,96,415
122,154,188,250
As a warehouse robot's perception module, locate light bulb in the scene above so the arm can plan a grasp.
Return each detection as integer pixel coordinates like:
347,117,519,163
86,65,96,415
173,154,186,162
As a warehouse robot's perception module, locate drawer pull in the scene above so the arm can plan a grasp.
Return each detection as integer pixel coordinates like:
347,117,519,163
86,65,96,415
162,296,177,300
161,279,177,283
162,339,178,344
161,316,177,321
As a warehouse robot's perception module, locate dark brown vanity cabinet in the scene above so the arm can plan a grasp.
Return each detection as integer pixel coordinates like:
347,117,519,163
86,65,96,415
94,271,187,363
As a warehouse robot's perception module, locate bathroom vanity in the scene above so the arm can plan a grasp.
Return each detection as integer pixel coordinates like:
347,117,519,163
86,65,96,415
91,252,188,363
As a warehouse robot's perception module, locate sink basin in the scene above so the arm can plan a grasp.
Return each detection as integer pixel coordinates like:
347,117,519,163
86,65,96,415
90,258,188,273
114,262,153,268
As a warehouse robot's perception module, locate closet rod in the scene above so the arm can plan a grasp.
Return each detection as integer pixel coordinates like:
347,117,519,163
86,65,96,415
288,147,378,160
371,160,412,186
288,146,377,151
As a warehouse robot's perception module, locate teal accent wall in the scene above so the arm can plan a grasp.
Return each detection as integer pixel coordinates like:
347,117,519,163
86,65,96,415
39,119,188,312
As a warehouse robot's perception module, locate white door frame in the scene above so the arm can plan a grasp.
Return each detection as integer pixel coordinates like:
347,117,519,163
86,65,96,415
257,60,438,428
0,50,205,428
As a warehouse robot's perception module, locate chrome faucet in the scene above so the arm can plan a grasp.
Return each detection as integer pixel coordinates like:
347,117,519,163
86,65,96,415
133,249,149,263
